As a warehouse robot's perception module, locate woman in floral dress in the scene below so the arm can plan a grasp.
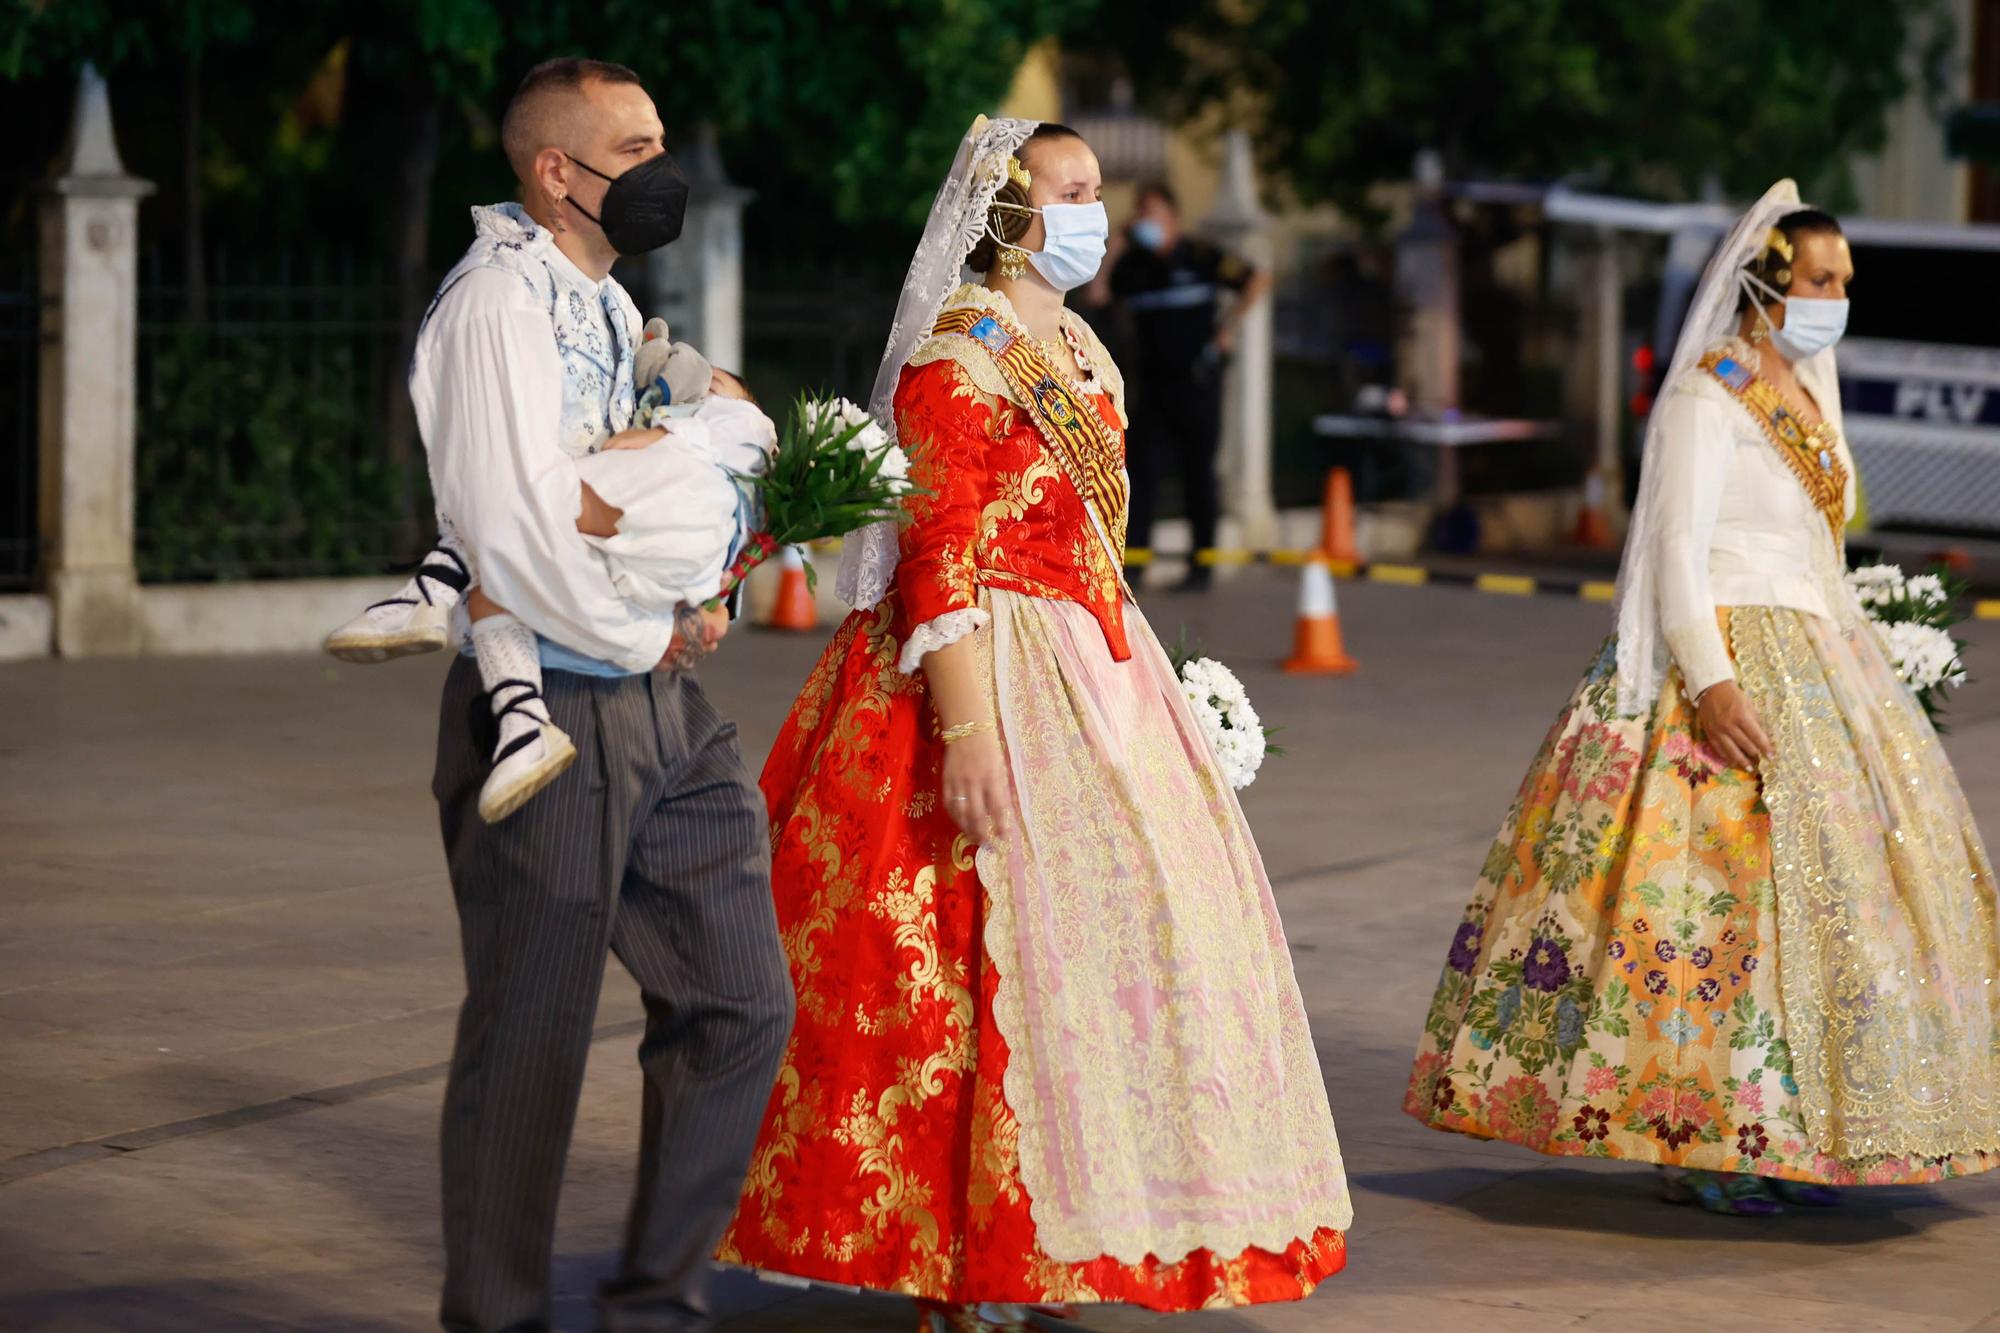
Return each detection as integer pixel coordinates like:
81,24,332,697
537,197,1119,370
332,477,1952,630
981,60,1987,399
1406,181,2000,1215
718,118,1349,1325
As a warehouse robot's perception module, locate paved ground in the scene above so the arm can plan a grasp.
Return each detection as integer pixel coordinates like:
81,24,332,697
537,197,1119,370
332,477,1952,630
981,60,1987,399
5,570,2000,1332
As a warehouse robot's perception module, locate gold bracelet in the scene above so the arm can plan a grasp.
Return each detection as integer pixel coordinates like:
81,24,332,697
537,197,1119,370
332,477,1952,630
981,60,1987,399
940,718,995,745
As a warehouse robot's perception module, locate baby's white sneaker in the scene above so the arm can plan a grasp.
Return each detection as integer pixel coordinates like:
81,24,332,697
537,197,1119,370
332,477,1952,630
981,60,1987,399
477,680,577,823
325,547,469,663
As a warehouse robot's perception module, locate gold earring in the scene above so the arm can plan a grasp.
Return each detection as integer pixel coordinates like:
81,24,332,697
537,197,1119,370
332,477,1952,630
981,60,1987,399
551,194,568,233
1747,320,1769,346
997,246,1029,280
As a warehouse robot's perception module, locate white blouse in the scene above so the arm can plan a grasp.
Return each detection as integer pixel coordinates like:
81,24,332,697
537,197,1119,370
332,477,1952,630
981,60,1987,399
1649,341,1857,699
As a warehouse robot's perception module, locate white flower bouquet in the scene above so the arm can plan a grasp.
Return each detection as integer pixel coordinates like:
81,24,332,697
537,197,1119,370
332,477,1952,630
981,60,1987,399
1167,633,1280,790
703,394,919,610
1847,562,1970,726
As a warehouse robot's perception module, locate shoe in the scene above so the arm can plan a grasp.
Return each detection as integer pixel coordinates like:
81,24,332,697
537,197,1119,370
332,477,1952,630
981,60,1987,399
324,547,471,663
478,721,578,823
1661,1168,1782,1217
324,598,452,663
914,1302,1035,1332
1169,566,1214,594
1769,1179,1843,1207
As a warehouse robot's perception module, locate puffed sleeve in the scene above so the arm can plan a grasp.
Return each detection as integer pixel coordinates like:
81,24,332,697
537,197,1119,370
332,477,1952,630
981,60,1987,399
892,357,998,674
1650,384,1738,699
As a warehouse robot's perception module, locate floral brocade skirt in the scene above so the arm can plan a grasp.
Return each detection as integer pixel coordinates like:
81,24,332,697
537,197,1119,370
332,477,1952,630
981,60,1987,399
1407,606,2000,1184
719,588,1348,1310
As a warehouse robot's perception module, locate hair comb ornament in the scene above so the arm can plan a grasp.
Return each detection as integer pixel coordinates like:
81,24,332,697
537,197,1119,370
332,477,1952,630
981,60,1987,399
1763,227,1794,288
1007,155,1033,192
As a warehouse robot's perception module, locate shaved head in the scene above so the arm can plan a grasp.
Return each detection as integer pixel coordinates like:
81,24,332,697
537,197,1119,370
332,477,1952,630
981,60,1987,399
501,57,643,184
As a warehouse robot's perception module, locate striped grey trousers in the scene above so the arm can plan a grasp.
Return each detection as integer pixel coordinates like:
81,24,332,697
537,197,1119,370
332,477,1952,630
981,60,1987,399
432,658,793,1333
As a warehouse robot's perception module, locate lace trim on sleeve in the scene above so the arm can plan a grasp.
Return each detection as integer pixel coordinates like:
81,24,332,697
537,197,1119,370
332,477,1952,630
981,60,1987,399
897,606,991,675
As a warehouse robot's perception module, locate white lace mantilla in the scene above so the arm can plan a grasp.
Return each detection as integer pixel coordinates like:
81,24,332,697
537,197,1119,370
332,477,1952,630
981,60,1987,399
838,116,1041,612
903,283,1126,425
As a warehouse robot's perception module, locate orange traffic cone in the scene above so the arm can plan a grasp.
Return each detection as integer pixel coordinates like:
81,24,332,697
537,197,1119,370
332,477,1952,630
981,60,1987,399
1282,557,1358,675
765,544,819,632
1572,469,1614,549
1318,467,1361,569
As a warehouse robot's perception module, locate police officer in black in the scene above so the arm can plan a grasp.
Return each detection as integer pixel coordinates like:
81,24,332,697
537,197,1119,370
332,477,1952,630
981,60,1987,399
1109,181,1269,592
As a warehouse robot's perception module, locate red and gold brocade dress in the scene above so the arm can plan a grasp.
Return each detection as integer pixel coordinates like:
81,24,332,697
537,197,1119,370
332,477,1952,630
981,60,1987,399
719,285,1350,1311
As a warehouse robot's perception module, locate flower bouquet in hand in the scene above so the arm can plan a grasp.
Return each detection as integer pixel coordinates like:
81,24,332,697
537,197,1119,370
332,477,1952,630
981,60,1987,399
706,394,919,610
1167,631,1281,790
1847,562,1971,726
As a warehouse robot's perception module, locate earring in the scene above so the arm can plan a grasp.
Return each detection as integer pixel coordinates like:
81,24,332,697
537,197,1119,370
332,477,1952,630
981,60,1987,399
997,247,1029,280
1746,321,1769,346
551,194,568,234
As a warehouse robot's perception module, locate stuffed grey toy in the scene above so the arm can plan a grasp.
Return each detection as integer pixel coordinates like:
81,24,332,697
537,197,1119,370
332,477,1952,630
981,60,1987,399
634,317,714,420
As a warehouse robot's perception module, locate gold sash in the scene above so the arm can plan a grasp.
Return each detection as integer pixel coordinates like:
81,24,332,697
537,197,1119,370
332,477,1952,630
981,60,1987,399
1700,348,1848,539
931,305,1129,566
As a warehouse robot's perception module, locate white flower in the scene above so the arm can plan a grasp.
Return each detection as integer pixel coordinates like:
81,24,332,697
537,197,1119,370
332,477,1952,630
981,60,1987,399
877,445,912,485
1846,563,1906,608
1177,655,1267,789
1905,573,1948,608
1877,620,1965,691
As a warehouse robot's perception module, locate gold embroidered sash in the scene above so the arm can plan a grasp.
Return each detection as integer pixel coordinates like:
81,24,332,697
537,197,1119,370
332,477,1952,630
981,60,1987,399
931,305,1129,566
1700,348,1848,539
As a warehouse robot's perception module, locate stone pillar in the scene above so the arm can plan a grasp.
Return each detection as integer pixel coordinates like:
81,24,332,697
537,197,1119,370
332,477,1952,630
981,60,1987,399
39,64,153,656
1394,148,1459,413
1203,127,1279,549
647,124,752,372
1590,227,1626,510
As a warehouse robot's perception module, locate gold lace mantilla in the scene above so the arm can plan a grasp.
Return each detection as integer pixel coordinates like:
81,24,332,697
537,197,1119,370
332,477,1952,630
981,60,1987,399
1733,605,2000,1160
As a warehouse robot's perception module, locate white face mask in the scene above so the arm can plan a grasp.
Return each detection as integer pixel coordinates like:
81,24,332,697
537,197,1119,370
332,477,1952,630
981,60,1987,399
991,201,1109,292
1769,295,1849,361
1743,270,1849,361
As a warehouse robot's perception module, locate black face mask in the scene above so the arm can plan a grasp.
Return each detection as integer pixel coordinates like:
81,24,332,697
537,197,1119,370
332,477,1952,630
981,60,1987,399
564,151,689,255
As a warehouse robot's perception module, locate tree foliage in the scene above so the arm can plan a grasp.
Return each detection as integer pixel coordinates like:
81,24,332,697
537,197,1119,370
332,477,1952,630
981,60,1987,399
2,0,1089,248
1103,0,1955,215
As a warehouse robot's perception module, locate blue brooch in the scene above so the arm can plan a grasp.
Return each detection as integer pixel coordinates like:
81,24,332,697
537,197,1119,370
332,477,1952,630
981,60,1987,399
968,316,1015,355
1713,356,1752,390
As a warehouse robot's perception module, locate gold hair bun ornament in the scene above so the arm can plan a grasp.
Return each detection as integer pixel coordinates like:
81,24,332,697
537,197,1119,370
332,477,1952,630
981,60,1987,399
1006,154,1033,192
1764,227,1794,287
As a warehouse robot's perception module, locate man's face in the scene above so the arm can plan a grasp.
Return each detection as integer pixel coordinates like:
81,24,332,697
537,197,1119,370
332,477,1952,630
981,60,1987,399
1135,191,1179,247
563,79,667,217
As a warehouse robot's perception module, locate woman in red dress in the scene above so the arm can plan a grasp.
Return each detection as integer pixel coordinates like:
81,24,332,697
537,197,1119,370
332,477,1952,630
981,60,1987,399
718,117,1350,1329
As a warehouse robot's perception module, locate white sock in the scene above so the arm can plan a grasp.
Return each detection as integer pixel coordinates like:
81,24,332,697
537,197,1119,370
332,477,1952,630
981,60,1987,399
471,614,550,759
362,540,471,628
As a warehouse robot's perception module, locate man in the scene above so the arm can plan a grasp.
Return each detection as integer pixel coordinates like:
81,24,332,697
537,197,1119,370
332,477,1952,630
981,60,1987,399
1109,181,1270,592
415,58,792,1333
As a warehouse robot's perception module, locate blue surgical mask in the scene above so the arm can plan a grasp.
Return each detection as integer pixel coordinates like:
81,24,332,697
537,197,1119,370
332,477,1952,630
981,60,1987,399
1130,217,1167,252
1770,295,1849,361
993,201,1109,292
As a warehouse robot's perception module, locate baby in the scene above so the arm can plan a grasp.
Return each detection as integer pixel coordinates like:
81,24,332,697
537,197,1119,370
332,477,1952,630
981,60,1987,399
325,336,774,823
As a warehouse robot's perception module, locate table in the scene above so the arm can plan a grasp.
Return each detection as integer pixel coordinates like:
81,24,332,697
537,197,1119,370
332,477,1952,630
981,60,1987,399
1310,413,1561,552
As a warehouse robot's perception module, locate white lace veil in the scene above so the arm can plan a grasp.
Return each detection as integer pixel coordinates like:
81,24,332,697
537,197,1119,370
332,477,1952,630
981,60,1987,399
836,114,1040,610
1613,178,1805,714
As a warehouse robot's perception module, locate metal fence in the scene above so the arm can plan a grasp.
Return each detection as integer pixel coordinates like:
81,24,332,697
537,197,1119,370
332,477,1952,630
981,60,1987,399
134,250,430,583
0,255,38,592
740,287,897,410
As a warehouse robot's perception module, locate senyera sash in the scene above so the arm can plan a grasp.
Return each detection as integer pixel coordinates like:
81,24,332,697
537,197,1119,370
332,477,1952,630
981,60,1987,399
1701,348,1848,540
931,305,1129,568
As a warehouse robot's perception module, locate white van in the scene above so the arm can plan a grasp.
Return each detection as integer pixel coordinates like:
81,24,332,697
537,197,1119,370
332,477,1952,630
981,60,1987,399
1832,221,2000,535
